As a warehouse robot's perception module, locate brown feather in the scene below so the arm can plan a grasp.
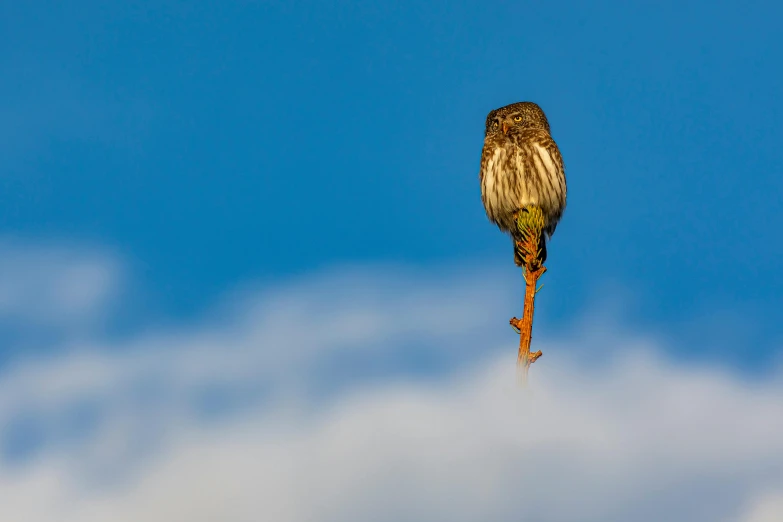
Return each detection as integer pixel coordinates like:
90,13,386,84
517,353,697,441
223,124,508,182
479,102,567,265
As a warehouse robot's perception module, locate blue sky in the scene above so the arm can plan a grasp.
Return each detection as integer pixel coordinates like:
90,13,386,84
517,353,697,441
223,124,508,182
1,2,783,520
4,1,783,364
4,1,783,329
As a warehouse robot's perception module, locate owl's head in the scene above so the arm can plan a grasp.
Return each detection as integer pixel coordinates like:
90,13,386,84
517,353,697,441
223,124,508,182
485,101,551,136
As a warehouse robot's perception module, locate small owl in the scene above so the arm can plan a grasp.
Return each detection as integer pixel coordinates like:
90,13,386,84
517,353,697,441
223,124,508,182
479,101,566,266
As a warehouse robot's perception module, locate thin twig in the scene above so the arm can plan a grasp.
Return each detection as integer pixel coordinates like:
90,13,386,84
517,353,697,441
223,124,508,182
509,207,546,385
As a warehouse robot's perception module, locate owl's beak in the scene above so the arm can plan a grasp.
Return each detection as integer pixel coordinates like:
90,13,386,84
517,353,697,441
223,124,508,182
502,122,509,134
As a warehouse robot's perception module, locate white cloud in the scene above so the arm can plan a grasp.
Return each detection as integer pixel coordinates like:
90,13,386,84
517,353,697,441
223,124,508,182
0,241,121,329
1,349,782,522
740,490,783,522
0,252,781,522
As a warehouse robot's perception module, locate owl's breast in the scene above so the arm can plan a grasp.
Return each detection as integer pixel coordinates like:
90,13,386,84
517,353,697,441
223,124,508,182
480,133,567,235
480,139,519,232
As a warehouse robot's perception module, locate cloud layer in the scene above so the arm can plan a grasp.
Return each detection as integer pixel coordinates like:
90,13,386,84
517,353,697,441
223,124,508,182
0,245,781,522
0,241,121,330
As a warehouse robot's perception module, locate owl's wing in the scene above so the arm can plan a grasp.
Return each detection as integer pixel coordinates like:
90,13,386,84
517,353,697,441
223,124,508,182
479,134,501,184
512,130,564,178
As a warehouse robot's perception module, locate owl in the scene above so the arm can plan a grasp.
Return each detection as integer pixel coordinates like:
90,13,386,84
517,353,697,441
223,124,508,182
479,101,566,266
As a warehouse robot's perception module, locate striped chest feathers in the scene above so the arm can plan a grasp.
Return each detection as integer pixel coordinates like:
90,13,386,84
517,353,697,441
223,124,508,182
480,137,566,230
481,145,512,212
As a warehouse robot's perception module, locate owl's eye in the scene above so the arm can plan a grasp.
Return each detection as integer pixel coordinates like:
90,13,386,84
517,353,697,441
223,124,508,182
493,121,498,128
513,116,523,122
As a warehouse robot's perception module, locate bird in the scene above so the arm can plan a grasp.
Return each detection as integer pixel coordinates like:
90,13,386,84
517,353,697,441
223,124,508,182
479,101,566,266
